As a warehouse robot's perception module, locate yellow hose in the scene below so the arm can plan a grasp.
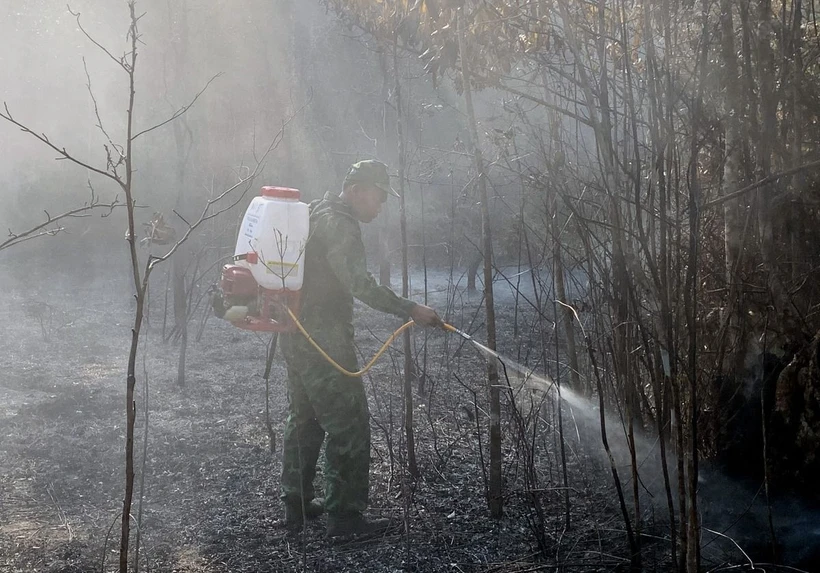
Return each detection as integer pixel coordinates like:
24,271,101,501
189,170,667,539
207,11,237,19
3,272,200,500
285,307,468,377
286,307,416,377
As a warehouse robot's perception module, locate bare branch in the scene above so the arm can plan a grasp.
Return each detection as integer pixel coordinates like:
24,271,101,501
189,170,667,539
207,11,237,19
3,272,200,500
67,5,128,71
555,299,587,339
172,210,191,227
147,104,303,270
1,103,122,186
703,157,820,210
491,76,594,128
83,57,124,165
4,228,65,247
1,200,124,252
132,73,223,140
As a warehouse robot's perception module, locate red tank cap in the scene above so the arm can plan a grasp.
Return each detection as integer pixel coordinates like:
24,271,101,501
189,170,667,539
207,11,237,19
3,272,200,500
261,186,300,200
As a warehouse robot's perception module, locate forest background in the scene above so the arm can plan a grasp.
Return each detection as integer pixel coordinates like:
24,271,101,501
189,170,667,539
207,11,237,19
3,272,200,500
2,0,820,571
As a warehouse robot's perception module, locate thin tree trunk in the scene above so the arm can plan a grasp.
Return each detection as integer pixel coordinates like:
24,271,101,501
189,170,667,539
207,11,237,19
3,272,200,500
586,337,639,564
642,3,680,561
788,0,804,282
719,0,749,374
457,8,502,518
263,334,279,454
393,39,418,479
378,48,392,287
673,379,688,572
683,2,712,569
467,250,482,293
756,0,784,310
420,182,428,395
120,6,141,571
554,0,641,565
173,260,187,386
552,218,581,393
168,0,191,387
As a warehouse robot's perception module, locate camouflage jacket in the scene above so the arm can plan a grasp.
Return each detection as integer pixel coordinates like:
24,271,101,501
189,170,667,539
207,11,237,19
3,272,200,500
297,191,416,326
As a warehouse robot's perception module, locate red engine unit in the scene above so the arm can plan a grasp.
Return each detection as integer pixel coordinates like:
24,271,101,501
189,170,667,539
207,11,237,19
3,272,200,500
219,264,301,332
221,265,258,298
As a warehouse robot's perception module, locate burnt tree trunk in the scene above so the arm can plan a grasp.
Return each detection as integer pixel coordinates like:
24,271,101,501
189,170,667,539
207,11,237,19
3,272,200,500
466,251,482,292
393,40,418,478
458,8,502,518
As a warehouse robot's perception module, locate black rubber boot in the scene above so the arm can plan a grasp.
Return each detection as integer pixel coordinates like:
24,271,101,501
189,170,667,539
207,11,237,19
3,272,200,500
284,497,325,527
326,512,393,538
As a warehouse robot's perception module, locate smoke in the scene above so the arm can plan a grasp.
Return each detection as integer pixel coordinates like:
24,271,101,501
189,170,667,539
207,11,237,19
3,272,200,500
0,3,347,229
483,343,820,567
697,463,820,567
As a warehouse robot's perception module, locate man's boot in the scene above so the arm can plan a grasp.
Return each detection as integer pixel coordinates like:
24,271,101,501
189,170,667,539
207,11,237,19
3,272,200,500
326,512,393,538
283,496,325,527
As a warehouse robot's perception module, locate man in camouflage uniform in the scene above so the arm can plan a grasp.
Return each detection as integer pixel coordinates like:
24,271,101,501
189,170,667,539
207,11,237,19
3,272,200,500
280,160,442,537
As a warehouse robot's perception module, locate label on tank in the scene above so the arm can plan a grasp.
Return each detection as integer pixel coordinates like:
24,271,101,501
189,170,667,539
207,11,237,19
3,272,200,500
243,214,259,238
264,261,299,278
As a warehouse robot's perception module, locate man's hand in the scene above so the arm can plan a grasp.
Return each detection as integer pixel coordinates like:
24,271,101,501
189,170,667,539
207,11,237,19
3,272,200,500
410,304,443,328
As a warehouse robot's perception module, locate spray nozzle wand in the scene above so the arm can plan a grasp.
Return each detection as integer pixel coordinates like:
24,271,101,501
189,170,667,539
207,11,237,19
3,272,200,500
443,323,472,341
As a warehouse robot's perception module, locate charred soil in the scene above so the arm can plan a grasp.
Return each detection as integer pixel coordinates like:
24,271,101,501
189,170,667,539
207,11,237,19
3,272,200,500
0,265,690,572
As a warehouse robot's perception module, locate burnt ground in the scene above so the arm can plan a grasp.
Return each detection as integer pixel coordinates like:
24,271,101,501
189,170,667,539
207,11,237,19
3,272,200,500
0,261,801,572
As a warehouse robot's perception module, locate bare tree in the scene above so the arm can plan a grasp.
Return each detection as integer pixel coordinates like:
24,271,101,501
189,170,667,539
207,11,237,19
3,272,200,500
1,3,291,571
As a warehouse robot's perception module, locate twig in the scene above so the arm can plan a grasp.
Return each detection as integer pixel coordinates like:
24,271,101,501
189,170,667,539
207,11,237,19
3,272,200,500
702,527,760,572
132,73,223,140
147,100,306,270
703,157,820,209
46,483,73,542
100,512,141,573
0,103,121,184
68,4,128,71
82,57,124,168
1,200,123,251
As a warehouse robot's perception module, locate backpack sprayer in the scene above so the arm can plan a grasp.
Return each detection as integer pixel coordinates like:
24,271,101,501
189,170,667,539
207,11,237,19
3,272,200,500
213,185,474,377
213,186,308,332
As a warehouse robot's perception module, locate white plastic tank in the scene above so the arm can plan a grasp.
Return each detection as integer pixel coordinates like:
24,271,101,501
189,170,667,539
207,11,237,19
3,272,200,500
233,186,309,291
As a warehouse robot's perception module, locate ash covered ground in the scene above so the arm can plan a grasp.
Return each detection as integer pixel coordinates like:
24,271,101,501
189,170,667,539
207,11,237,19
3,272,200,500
1,259,808,572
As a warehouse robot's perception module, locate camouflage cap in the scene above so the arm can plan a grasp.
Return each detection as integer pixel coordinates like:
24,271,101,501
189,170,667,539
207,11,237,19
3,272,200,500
343,160,400,198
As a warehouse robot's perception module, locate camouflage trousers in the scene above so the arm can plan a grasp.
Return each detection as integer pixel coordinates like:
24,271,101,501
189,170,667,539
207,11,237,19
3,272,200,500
280,319,370,515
